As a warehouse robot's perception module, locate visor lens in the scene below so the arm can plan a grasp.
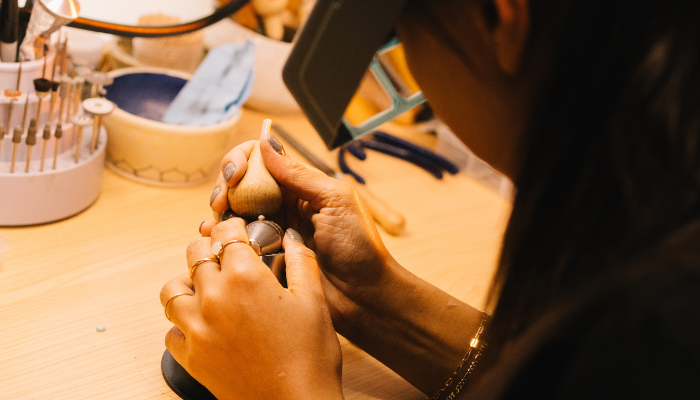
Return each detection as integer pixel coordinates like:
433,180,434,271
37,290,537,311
342,39,426,140
375,43,423,98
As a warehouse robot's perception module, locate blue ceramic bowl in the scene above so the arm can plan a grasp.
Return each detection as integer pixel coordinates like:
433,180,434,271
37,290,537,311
105,70,188,122
102,67,242,186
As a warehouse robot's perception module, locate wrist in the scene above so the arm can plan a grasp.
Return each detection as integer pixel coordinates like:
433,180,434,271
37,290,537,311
325,253,402,340
339,259,434,342
335,263,486,394
427,313,489,400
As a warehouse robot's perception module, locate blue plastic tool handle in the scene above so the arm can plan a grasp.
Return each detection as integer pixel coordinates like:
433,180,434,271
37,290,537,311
360,140,444,179
338,147,366,184
346,142,367,160
372,131,459,174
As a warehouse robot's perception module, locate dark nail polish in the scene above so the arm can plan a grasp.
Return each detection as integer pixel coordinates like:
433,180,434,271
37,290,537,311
198,221,206,234
269,133,285,155
210,186,221,206
223,162,236,184
285,228,304,244
220,209,235,222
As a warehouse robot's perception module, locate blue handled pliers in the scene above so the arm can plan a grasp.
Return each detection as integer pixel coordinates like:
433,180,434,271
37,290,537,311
338,131,460,183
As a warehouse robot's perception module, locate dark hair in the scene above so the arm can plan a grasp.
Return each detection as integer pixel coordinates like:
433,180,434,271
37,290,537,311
475,0,700,391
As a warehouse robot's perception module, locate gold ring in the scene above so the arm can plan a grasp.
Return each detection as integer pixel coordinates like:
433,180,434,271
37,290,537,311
163,292,192,322
211,239,250,259
188,257,219,281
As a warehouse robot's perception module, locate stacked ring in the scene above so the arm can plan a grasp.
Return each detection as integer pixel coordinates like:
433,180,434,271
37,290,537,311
164,292,193,322
211,239,250,259
188,256,219,281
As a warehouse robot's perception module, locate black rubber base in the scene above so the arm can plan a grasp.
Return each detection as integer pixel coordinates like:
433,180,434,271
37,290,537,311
161,349,218,400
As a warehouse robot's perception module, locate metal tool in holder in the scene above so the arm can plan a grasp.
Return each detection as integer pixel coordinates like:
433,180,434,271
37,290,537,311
70,113,92,163
81,97,113,154
247,215,286,284
0,48,107,226
34,53,53,171
24,118,37,172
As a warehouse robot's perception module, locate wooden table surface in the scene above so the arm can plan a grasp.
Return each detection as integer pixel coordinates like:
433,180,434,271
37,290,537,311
0,109,511,399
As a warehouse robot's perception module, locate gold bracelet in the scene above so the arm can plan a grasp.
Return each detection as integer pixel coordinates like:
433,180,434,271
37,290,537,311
444,346,484,400
427,312,489,400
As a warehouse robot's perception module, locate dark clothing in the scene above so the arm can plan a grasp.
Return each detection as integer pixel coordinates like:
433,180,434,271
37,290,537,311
472,264,700,399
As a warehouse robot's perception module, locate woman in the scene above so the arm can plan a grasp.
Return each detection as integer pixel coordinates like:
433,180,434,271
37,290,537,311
160,0,700,398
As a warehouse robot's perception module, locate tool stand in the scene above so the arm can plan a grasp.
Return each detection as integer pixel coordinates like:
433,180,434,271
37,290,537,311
0,50,106,226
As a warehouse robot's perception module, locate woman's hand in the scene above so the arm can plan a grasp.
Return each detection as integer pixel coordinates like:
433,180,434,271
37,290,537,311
161,218,343,400
203,133,487,394
206,133,399,339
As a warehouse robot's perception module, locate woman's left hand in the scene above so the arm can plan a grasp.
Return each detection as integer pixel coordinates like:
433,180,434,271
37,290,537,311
160,217,344,400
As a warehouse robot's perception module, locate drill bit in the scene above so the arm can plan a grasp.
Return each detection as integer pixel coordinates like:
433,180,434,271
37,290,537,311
35,84,50,171
4,97,15,134
10,125,21,173
42,43,49,77
57,77,69,125
71,66,90,114
52,122,63,169
41,80,60,170
72,75,84,115
34,81,51,119
20,90,29,131
71,114,93,163
34,44,52,122
25,118,37,172
87,72,113,98
73,122,82,162
40,124,50,171
48,80,59,126
34,79,52,171
13,59,21,89
82,98,114,154
20,93,33,172
59,37,69,77
53,34,66,77
46,41,60,131
63,77,73,123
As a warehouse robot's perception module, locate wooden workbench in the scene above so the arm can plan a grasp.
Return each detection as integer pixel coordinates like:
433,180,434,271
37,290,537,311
0,109,511,399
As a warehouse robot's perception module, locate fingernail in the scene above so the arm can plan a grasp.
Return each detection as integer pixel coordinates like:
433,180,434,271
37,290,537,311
198,221,205,234
223,162,236,184
285,228,304,244
210,186,221,206
220,209,235,222
269,133,285,155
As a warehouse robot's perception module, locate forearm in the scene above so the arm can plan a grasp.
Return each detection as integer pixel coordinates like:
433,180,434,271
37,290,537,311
344,259,486,395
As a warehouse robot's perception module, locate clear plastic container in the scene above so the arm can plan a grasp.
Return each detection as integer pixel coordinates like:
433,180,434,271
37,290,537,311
434,122,514,200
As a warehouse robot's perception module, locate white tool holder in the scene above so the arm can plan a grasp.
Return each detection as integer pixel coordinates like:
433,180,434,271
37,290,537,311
0,49,106,226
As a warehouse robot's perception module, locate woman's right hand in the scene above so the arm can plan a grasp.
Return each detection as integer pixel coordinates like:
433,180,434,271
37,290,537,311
206,133,398,339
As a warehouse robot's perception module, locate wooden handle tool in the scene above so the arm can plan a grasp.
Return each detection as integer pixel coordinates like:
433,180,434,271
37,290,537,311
343,174,406,236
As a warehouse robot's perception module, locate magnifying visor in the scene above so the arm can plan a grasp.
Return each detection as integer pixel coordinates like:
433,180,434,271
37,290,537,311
282,0,425,149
